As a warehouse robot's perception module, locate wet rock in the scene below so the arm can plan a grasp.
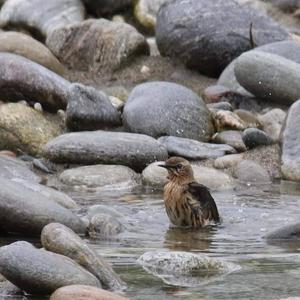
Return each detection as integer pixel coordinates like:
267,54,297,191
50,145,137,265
158,136,236,159
142,161,168,188
0,53,70,111
214,154,243,169
266,223,300,240
235,51,300,105
43,130,168,172
59,165,140,191
46,19,149,73
0,177,86,236
213,110,246,131
0,241,100,295
0,31,64,75
50,285,128,300
66,84,121,131
242,128,273,149
87,205,125,220
281,100,300,181
123,81,214,141
257,108,286,142
212,131,247,152
234,109,262,129
0,0,85,38
88,214,124,237
234,160,271,183
83,0,132,16
41,223,125,291
156,0,289,77
0,103,61,156
134,0,166,32
207,102,233,112
138,250,238,287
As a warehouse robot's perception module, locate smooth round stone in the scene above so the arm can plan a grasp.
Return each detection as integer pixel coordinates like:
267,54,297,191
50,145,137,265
87,205,125,220
88,214,124,237
123,81,214,141
234,160,271,184
156,0,289,77
242,128,273,149
158,136,236,159
42,223,125,291
265,222,300,240
281,99,300,181
50,285,128,300
0,0,85,37
0,241,100,295
234,109,262,128
0,103,61,156
59,165,140,191
213,110,246,131
212,131,247,152
0,31,65,75
0,177,86,236
82,0,132,16
207,102,233,112
142,161,168,188
214,154,243,169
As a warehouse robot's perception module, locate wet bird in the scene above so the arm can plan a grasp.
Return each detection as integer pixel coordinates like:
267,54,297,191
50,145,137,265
159,157,220,228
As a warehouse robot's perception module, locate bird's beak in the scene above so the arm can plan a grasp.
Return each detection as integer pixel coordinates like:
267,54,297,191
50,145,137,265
158,164,173,170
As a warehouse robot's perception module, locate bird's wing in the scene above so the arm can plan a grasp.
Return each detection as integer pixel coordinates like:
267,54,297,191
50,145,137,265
187,182,220,223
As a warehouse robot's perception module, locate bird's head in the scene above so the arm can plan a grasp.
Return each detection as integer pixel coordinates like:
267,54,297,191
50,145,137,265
159,156,194,182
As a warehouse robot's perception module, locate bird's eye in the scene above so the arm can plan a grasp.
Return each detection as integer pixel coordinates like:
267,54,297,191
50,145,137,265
177,164,183,170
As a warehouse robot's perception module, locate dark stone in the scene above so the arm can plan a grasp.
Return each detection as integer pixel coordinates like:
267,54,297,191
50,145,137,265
242,128,273,149
123,81,214,141
83,0,133,16
66,84,121,131
156,0,289,77
212,130,247,152
43,130,168,172
0,241,100,295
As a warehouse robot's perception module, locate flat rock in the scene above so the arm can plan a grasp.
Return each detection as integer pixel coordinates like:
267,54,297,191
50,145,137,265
235,51,300,105
0,177,86,236
156,0,289,77
281,99,300,181
59,165,140,191
214,154,243,169
0,0,85,38
46,19,149,73
43,131,168,172
242,128,273,149
0,241,100,295
66,83,121,131
0,53,70,111
0,31,64,75
0,103,61,155
158,136,236,159
265,222,300,240
212,131,247,152
41,223,125,291
83,0,132,16
123,81,214,141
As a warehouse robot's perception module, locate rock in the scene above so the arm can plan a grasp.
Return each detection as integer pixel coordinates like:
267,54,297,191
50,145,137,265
0,53,70,111
123,81,214,141
87,205,125,220
0,241,100,295
257,108,286,142
59,165,140,191
281,100,300,181
234,160,271,183
0,0,85,38
207,102,233,112
88,214,124,237
41,223,125,291
264,0,300,12
109,96,124,111
213,110,246,131
156,0,289,77
66,84,121,131
0,103,61,156
134,0,166,32
242,128,273,149
0,150,16,157
82,0,132,16
43,130,168,172
203,85,235,103
138,251,238,287
212,131,247,152
0,177,86,236
0,31,64,75
46,19,149,73
142,161,168,188
265,223,300,240
235,51,300,105
234,109,262,128
0,155,40,183
214,154,243,169
0,280,23,296
158,136,236,159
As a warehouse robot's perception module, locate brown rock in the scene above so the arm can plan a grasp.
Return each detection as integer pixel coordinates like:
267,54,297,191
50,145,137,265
234,109,262,129
213,110,246,131
0,150,16,157
203,85,234,103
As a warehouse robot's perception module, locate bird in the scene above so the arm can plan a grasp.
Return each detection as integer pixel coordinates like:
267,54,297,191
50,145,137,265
159,156,220,228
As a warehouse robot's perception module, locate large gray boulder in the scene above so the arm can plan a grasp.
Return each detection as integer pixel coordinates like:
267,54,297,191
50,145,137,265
281,100,300,181
0,0,85,37
43,131,168,172
123,82,214,141
0,177,86,235
0,241,100,295
156,0,289,77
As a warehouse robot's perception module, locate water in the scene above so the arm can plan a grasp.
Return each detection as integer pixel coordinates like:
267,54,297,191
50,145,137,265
2,182,300,300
